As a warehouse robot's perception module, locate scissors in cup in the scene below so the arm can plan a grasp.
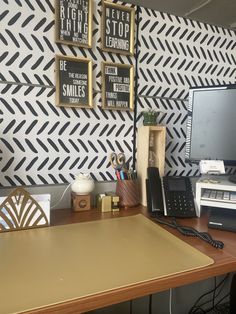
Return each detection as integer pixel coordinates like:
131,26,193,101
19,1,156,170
110,152,126,171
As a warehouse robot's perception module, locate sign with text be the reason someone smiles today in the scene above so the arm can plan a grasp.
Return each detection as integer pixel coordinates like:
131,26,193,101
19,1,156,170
55,55,93,108
102,1,135,55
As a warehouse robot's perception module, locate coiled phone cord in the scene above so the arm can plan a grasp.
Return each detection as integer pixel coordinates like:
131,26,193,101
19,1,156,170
151,213,224,249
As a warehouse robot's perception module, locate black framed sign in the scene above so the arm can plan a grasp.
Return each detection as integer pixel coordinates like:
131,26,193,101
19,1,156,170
102,62,134,111
55,55,93,108
102,1,135,55
55,0,92,48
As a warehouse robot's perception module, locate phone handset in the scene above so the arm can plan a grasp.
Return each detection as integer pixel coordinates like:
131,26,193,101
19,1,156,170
146,167,164,214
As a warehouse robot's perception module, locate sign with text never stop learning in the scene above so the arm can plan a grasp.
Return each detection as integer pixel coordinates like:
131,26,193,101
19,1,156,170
102,1,135,55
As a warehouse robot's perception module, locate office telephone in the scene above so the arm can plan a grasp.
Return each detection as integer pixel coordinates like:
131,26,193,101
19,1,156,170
146,167,224,248
146,167,196,217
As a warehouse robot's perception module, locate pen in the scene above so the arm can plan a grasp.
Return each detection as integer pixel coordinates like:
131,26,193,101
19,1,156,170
116,170,121,180
120,170,125,180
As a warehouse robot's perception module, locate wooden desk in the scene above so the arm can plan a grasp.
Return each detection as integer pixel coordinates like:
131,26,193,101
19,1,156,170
3,207,236,314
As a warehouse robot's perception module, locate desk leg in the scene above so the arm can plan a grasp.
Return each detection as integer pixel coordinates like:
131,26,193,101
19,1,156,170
129,300,133,314
230,273,236,314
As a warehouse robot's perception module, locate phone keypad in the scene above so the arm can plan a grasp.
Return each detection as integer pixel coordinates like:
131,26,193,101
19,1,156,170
163,177,196,218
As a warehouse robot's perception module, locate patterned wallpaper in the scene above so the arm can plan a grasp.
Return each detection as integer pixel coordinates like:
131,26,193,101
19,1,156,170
1,1,236,187
0,0,135,186
136,7,236,176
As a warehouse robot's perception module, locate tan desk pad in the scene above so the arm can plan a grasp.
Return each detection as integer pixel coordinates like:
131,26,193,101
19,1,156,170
0,214,214,313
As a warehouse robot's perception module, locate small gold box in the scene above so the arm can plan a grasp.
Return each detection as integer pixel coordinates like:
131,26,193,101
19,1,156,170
96,193,106,210
101,196,112,212
112,196,120,211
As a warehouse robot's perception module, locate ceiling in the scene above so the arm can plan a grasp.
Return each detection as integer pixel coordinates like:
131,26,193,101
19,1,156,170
123,0,236,31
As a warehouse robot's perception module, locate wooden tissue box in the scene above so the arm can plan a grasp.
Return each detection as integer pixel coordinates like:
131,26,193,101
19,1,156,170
71,193,91,212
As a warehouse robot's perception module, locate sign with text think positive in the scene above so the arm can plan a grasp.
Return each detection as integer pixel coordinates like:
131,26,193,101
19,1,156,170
55,55,93,108
102,62,134,110
102,1,135,55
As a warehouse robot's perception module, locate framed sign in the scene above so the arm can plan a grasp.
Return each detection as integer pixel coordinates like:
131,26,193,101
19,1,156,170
55,55,93,108
102,62,134,111
102,1,135,55
55,0,92,48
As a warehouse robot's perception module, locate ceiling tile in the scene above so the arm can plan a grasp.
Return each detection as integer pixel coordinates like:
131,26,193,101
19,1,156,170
123,0,236,30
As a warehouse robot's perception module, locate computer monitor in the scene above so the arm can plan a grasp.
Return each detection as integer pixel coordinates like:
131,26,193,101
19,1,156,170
185,84,236,183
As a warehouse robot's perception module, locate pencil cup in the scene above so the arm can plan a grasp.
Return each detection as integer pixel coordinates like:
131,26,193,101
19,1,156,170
116,180,140,208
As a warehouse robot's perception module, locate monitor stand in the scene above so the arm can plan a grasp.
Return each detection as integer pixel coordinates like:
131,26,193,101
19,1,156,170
229,175,236,184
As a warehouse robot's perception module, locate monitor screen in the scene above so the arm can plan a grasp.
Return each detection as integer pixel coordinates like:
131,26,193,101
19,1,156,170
185,84,236,166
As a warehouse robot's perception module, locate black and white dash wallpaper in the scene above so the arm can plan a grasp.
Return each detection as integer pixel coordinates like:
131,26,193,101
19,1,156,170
136,8,236,176
0,0,135,186
0,0,236,187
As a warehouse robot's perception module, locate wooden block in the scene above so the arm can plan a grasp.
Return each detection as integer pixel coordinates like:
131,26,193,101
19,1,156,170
137,126,166,206
71,193,91,212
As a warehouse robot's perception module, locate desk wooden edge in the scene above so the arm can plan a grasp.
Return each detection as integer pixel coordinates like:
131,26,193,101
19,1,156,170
22,260,236,314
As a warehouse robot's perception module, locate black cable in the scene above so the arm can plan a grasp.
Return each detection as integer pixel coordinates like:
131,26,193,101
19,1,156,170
189,283,218,313
203,292,230,313
211,292,230,308
188,274,229,314
189,275,228,313
151,214,224,249
191,309,204,313
132,5,140,170
191,278,221,312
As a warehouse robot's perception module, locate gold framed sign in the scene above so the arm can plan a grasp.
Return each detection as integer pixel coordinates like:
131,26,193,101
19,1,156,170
102,62,134,111
55,0,92,48
102,1,135,55
55,55,93,108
